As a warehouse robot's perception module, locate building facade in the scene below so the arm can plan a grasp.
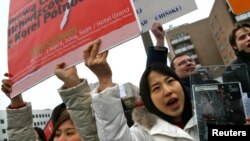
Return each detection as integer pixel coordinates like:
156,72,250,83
166,19,224,67
165,0,250,67
0,109,52,141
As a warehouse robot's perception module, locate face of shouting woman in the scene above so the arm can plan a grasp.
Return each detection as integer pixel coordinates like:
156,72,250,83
149,71,185,123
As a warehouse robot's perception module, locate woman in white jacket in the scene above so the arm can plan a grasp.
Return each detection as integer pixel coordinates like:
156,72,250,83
92,63,198,141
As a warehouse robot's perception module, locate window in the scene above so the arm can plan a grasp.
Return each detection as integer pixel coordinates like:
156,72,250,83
2,129,6,134
0,119,4,124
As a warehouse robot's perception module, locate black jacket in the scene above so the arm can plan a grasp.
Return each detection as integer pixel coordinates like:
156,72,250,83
224,51,250,97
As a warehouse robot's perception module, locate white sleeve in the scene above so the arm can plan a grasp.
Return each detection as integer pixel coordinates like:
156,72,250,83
91,85,135,141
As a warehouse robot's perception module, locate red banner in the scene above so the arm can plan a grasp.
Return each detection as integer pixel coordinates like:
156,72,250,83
8,0,140,97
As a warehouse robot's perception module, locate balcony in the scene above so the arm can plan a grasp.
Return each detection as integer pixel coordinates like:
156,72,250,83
174,45,194,54
171,35,191,45
235,11,250,22
190,54,198,59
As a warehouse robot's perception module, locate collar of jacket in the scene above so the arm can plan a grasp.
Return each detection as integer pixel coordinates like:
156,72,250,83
132,106,195,140
182,77,191,86
236,51,250,63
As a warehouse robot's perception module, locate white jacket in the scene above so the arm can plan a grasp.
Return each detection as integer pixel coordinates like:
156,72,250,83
58,79,140,141
6,102,36,141
58,79,99,141
92,85,198,141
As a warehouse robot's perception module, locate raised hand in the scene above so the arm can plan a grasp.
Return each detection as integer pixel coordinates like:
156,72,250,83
1,73,26,108
83,39,113,92
151,22,165,47
55,63,81,88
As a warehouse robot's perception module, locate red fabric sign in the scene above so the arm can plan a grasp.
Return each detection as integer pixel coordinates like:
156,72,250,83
8,0,140,97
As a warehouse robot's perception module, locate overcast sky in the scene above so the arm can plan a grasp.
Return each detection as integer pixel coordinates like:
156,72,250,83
0,0,215,110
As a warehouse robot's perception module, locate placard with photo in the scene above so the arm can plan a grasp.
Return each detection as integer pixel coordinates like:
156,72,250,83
192,82,247,141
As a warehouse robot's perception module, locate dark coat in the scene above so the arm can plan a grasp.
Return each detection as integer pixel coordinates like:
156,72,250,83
224,51,250,97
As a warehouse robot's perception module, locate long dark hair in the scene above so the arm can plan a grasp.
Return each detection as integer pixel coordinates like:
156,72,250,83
139,63,193,125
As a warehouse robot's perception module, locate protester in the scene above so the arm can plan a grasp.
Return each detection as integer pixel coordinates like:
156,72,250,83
225,23,250,122
54,39,140,140
50,39,114,141
147,22,216,97
229,23,250,57
92,63,199,141
147,22,196,79
147,23,196,75
146,22,196,97
147,22,250,125
53,43,102,140
2,38,140,141
48,103,82,141
146,22,169,67
1,74,82,141
83,39,140,128
226,22,250,92
1,73,39,141
2,41,106,141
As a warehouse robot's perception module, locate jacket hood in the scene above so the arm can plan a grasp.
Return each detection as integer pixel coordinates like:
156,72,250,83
132,106,157,129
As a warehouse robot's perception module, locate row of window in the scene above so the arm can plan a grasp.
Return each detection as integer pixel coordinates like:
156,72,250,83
32,113,51,118
33,121,47,126
172,32,188,40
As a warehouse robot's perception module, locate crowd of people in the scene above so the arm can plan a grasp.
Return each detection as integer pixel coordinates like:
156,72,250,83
1,22,250,141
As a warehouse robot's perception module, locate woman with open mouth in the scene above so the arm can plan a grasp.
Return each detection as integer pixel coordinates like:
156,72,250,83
92,63,198,141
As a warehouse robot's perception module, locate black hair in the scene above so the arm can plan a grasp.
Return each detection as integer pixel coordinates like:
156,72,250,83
49,103,71,141
34,127,47,141
51,103,66,126
229,23,250,53
139,63,193,125
121,99,134,127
